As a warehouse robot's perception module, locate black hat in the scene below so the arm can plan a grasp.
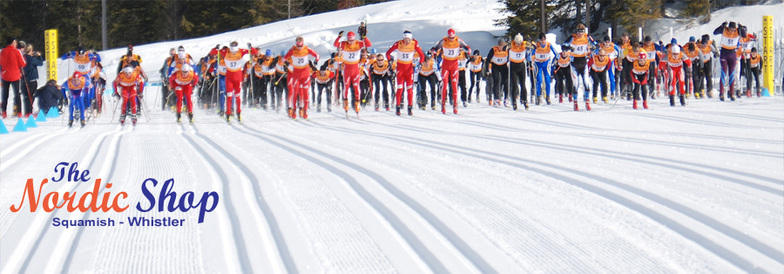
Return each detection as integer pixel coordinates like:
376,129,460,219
472,49,480,55
728,22,737,28
603,36,611,42
644,36,652,42
701,34,710,44
5,37,15,46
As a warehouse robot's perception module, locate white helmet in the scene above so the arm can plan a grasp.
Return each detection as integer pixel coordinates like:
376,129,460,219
514,33,524,44
181,64,192,72
671,45,681,54
122,67,133,74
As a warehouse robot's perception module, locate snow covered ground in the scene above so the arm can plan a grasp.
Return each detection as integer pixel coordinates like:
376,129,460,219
2,0,783,273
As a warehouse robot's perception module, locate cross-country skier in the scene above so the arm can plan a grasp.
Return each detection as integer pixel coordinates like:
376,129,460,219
432,28,471,114
554,44,575,108
641,36,658,98
284,37,319,119
467,50,484,104
747,47,762,97
665,39,690,106
113,66,143,125
334,30,372,114
532,33,558,106
682,37,703,98
508,34,527,110
696,35,719,98
168,64,199,123
599,36,620,100
631,49,651,109
565,24,596,109
61,71,92,127
588,49,610,109
385,30,425,116
370,54,390,111
486,38,509,107
713,21,747,101
209,42,258,122
313,66,335,112
738,33,756,98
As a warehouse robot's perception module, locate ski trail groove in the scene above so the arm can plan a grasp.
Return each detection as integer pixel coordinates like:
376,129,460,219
321,124,782,271
180,132,258,273
187,127,295,273
230,125,444,273
237,125,496,273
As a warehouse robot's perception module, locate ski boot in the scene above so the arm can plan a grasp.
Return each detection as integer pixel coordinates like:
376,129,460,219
592,97,598,104
120,114,126,125
453,106,458,114
585,100,591,111
757,89,762,98
80,119,86,128
535,96,541,106
327,105,332,112
633,100,638,110
441,103,446,114
226,113,231,122
317,104,322,113
375,104,380,112
385,104,390,111
643,100,649,109
729,91,735,101
189,113,194,123
602,96,608,104
679,94,686,106
396,106,401,116
68,119,74,128
132,116,138,126
720,92,725,101
559,94,563,103
573,100,579,111
669,95,675,106
237,113,242,122
343,99,349,112
354,101,360,113
288,108,296,119
176,112,182,123
300,108,307,119
546,96,551,105
407,106,413,116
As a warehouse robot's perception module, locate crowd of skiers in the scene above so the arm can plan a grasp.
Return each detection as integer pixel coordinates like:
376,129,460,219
0,19,769,126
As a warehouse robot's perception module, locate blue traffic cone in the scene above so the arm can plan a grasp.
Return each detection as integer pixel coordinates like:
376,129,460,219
47,107,60,118
36,109,47,122
25,116,37,128
0,119,8,134
762,87,771,97
12,118,27,132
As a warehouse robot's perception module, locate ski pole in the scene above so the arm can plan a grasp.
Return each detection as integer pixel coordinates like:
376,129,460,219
140,93,151,122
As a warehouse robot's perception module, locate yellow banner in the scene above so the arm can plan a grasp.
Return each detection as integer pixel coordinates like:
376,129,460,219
44,29,58,81
762,16,774,95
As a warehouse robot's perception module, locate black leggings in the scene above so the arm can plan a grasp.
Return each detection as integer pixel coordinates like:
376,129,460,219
418,74,437,106
1,80,21,114
469,71,482,100
555,67,574,97
491,64,508,102
372,74,389,106
590,70,608,98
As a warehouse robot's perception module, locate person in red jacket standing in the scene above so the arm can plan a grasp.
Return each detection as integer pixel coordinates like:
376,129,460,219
168,64,199,123
284,36,319,119
386,30,425,116
334,30,372,114
433,29,471,114
209,41,258,122
0,38,27,118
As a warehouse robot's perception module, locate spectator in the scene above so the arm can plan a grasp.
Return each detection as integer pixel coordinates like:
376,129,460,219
34,80,63,114
21,42,43,117
0,37,27,118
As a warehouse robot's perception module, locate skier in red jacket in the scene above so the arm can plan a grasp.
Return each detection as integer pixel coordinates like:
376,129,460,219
209,41,258,122
0,38,27,118
386,30,425,116
432,29,471,114
283,36,319,119
334,31,372,114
